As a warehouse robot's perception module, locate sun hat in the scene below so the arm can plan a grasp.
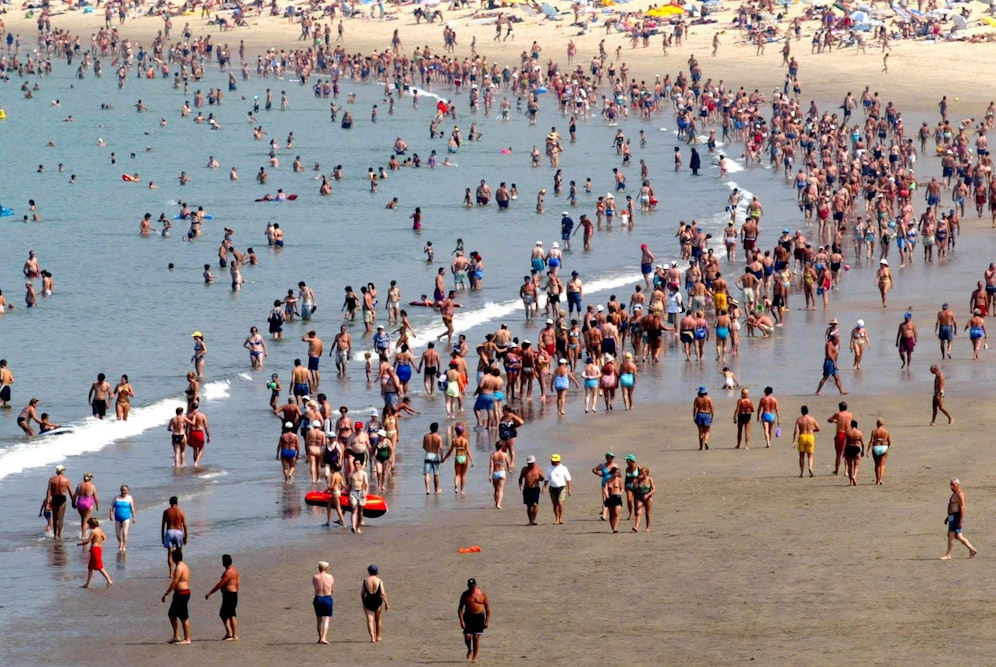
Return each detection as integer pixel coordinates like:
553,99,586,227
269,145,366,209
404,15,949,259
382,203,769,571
377,429,387,437
312,419,322,428
526,455,536,463
191,331,203,337
551,454,562,462
562,211,569,216
284,422,293,429
698,386,708,395
857,319,864,327
56,465,66,473
559,358,568,364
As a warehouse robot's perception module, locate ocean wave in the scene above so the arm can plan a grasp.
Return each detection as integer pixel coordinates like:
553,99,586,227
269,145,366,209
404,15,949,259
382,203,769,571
0,380,230,481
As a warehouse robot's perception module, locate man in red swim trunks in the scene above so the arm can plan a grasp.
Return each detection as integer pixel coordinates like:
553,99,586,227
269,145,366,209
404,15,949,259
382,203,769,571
826,401,853,476
78,517,113,588
539,319,557,357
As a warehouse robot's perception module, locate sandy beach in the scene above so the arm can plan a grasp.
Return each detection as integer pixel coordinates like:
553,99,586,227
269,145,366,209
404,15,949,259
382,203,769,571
21,389,996,666
4,2,996,665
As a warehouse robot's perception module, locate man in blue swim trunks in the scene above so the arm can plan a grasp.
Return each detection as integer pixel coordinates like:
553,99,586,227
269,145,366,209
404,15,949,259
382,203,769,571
816,331,847,396
560,212,574,251
291,359,311,406
934,303,957,360
301,331,323,389
161,496,188,577
312,561,335,644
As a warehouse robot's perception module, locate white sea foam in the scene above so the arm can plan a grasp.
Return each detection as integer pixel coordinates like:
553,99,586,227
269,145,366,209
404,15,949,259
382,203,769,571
0,380,230,480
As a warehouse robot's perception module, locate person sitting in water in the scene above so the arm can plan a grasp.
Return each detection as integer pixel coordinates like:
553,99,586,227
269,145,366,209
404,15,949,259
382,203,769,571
38,413,62,434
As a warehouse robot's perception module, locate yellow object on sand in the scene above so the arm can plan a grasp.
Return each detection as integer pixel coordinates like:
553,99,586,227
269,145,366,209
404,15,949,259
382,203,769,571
0,109,6,120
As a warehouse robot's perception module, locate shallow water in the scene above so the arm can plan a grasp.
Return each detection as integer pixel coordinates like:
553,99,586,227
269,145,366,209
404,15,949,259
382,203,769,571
2,58,995,657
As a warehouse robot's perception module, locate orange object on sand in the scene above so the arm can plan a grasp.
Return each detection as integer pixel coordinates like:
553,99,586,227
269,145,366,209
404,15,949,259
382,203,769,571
458,545,482,554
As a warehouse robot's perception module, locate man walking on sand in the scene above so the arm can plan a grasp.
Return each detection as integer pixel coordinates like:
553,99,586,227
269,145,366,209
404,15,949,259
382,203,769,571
458,578,490,664
941,479,977,560
543,454,572,525
816,331,847,395
161,548,192,644
793,406,821,478
44,464,74,540
827,401,853,476
205,554,240,641
896,312,918,369
518,455,545,525
930,365,953,425
313,561,335,644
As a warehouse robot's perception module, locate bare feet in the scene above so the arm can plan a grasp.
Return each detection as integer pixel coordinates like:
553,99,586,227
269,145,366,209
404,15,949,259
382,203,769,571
970,550,978,559
939,554,952,560
176,639,191,645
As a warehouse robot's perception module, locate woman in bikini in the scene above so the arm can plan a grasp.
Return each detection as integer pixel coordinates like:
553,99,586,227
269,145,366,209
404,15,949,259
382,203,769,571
75,472,99,540
869,418,891,485
604,467,625,533
334,406,354,447
876,259,892,307
184,372,200,412
632,466,656,532
733,388,755,449
114,374,134,421
191,333,207,379
442,424,473,494
849,320,871,369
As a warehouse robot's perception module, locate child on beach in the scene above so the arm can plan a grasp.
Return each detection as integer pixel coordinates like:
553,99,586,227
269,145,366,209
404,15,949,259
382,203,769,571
364,351,373,382
39,498,53,536
268,374,282,411
720,367,740,390
424,242,434,262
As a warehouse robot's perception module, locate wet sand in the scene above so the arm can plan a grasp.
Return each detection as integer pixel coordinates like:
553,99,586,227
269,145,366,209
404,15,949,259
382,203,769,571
27,385,996,666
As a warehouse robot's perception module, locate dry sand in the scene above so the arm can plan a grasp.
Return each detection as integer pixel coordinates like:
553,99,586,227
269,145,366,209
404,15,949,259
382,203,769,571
8,3,996,665
5,1,996,112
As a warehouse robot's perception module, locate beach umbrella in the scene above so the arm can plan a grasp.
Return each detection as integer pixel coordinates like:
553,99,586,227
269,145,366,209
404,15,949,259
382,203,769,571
952,13,967,29
849,10,868,23
646,4,684,16
541,2,558,17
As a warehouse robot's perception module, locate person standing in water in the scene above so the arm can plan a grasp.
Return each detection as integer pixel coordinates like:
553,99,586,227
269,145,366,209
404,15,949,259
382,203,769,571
77,517,113,588
313,561,335,644
44,464,74,540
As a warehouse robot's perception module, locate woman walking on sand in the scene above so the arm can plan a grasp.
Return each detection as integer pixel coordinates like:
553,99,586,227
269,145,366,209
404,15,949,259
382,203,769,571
733,388,755,449
75,472,99,539
442,424,473,494
632,466,655,532
110,484,136,551
869,419,891,485
361,565,389,642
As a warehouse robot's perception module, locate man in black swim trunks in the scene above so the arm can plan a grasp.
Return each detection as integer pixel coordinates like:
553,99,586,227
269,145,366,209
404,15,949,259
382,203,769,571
518,455,545,525
162,548,192,644
205,554,240,641
88,372,112,420
458,578,490,664
44,464,74,540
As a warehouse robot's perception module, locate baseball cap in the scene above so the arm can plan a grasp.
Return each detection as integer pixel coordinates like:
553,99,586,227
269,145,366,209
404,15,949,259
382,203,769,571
55,464,66,473
551,454,562,462
312,419,322,428
605,451,615,458
562,211,569,216
596,305,604,312
546,318,554,325
191,331,203,337
625,454,636,462
904,312,912,319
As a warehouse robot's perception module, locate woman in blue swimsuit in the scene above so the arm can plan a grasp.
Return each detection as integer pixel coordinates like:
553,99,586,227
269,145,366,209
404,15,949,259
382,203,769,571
111,485,136,552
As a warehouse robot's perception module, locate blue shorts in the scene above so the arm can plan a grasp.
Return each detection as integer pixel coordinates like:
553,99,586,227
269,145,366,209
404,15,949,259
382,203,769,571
823,359,838,378
313,595,334,617
383,391,399,409
947,513,962,534
293,383,310,396
474,393,495,411
423,453,440,475
567,292,581,305
308,356,320,371
695,412,712,428
163,528,184,549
